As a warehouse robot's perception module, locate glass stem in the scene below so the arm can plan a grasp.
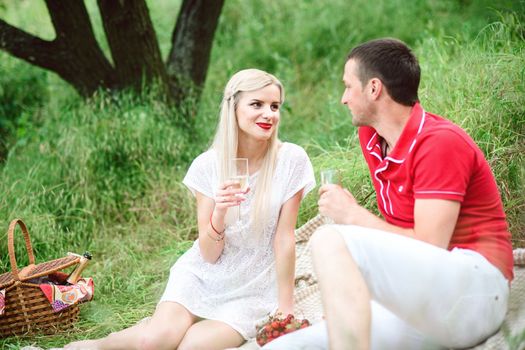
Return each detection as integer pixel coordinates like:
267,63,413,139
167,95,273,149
238,201,241,222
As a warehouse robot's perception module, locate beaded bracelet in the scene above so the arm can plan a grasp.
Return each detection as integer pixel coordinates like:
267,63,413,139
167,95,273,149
207,230,224,243
208,215,225,243
210,215,225,235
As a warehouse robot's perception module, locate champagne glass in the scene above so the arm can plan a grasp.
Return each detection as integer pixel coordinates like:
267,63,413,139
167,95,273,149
320,169,339,186
320,169,340,224
230,158,249,221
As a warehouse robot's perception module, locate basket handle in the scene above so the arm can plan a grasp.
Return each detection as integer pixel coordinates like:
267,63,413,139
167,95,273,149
7,219,36,281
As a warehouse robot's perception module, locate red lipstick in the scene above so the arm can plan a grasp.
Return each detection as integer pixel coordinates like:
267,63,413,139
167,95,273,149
256,123,272,130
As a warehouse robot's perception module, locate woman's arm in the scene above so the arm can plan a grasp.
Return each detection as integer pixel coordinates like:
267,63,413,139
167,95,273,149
195,181,246,263
273,189,303,315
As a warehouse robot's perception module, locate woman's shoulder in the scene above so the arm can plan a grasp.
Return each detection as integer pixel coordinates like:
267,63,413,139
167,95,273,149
276,142,316,197
279,142,310,161
187,148,217,172
280,141,308,155
191,148,217,164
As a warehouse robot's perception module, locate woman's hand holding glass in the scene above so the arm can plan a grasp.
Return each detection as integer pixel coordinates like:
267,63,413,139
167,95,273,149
229,158,249,221
213,180,249,217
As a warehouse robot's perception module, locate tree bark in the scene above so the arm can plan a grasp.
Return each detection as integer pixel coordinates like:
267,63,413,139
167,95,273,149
97,0,168,91
167,0,225,103
0,18,56,70
0,0,224,104
44,0,117,94
0,0,117,96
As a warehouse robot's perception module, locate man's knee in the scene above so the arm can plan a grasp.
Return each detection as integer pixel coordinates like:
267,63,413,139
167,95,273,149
310,226,348,259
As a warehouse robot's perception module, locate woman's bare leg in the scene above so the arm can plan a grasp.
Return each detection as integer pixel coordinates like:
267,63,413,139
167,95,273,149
64,301,196,350
178,319,245,350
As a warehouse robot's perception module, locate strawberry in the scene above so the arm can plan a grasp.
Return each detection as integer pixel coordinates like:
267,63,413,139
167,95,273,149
256,313,311,345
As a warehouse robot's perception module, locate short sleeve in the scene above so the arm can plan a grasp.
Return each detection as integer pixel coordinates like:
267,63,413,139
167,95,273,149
281,144,316,203
412,130,474,202
182,150,217,198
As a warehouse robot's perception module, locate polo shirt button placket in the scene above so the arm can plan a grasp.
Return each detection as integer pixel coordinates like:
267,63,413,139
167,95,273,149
382,160,390,173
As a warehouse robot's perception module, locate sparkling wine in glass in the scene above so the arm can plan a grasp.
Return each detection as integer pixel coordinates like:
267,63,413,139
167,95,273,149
230,158,249,221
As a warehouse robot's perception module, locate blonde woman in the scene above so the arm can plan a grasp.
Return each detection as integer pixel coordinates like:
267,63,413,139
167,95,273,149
65,69,315,350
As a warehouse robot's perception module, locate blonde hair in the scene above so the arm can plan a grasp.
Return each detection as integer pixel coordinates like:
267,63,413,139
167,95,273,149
211,69,284,238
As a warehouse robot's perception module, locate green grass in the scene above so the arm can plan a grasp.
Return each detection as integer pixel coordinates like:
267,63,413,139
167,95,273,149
0,0,524,347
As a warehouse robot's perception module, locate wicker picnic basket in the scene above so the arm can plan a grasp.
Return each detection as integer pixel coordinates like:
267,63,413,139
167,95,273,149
0,219,82,337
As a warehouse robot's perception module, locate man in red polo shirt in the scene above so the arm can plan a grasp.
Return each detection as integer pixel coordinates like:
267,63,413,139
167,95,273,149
264,39,513,350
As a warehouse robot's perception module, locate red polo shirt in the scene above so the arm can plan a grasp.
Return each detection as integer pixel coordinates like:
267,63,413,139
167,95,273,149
359,102,514,281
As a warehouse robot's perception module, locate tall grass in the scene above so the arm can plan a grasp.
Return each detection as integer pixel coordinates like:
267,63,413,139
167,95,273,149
417,12,525,240
0,89,198,266
0,0,523,347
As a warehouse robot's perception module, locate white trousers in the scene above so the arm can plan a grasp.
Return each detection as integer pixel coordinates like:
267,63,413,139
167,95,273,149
264,225,509,350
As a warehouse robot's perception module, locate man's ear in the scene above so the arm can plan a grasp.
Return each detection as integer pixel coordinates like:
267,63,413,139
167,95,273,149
369,78,382,99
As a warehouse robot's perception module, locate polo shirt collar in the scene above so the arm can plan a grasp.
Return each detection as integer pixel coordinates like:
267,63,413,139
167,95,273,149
385,102,426,163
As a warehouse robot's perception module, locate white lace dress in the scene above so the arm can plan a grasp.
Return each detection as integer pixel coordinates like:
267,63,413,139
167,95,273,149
159,142,315,339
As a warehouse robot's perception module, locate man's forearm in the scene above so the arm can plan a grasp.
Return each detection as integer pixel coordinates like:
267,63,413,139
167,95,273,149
340,205,414,238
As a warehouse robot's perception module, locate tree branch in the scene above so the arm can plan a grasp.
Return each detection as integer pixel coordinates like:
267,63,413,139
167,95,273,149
43,0,117,95
44,0,100,47
0,18,58,70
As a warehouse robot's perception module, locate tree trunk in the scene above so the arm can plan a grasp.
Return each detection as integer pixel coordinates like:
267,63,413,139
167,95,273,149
167,0,225,103
0,0,117,96
0,0,224,104
97,0,168,91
